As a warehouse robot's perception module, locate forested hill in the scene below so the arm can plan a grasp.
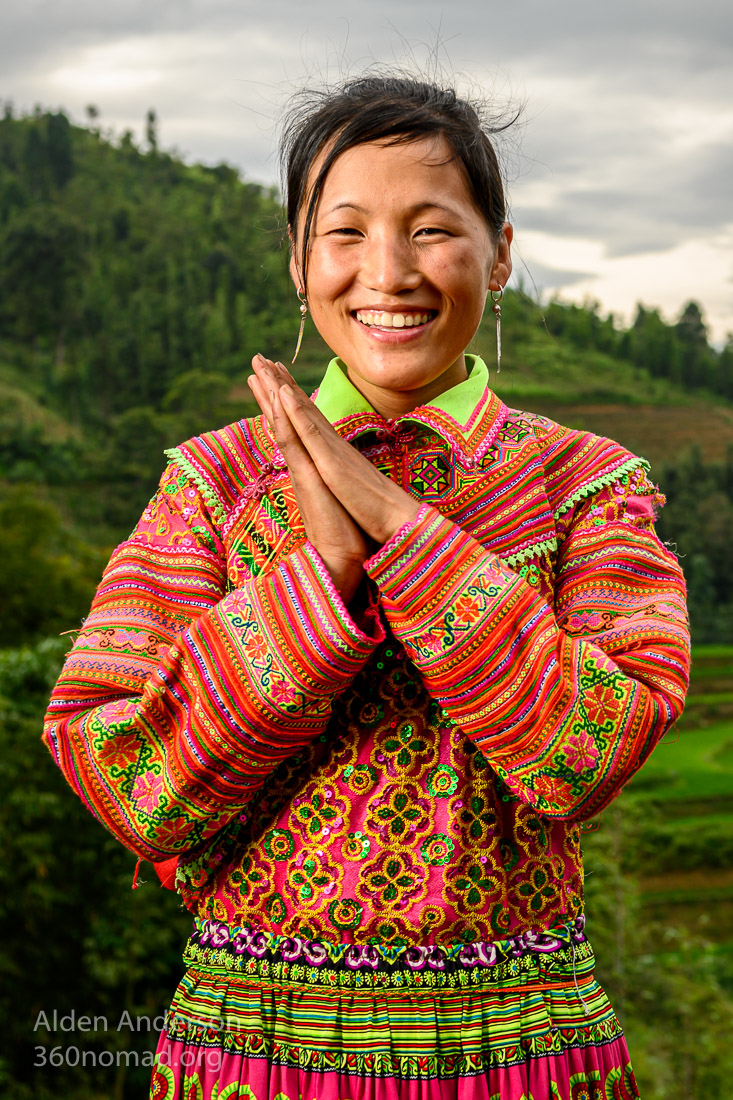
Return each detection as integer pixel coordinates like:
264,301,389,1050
1,106,733,644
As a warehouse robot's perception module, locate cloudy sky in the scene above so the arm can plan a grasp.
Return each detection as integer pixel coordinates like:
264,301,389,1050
3,0,732,343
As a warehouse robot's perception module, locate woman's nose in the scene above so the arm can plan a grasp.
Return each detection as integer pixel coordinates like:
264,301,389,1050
359,233,421,293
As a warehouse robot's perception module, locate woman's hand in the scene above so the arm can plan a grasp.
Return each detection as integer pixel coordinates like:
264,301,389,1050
248,356,421,588
248,356,369,604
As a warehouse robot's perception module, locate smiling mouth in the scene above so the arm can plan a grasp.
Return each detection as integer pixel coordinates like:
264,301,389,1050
354,309,437,329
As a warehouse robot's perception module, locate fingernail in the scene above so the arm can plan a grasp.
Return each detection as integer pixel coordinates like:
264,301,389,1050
281,384,293,397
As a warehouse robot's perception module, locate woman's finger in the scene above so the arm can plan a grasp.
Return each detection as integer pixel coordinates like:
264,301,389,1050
279,383,348,464
278,382,420,544
270,386,316,476
247,372,274,427
249,354,280,424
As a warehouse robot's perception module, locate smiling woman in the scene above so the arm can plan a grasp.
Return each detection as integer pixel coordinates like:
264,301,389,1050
43,74,690,1100
291,137,511,416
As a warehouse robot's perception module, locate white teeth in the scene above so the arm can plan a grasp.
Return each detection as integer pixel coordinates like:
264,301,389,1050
356,310,432,328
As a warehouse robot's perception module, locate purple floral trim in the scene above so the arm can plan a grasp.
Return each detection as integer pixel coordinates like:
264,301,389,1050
190,915,586,974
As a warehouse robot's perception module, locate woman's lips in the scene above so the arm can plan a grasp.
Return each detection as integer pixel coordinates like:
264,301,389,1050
354,309,436,329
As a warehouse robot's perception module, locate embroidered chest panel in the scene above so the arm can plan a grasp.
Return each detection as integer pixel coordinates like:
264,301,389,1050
184,641,584,944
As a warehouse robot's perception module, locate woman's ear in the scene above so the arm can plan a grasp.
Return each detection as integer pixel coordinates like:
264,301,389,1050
288,228,303,293
489,222,513,291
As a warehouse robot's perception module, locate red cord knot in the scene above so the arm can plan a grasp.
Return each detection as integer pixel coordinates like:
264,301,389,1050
375,419,418,445
243,462,276,500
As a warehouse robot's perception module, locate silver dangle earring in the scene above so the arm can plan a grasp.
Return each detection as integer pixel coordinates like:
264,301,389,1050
491,287,504,373
291,288,308,365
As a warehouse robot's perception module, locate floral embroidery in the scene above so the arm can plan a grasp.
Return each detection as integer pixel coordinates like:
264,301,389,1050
342,832,371,860
269,677,299,707
511,858,561,915
420,833,455,866
265,892,287,924
514,807,549,852
132,771,163,813
564,729,600,773
243,633,268,663
286,850,342,908
379,722,428,770
263,828,294,861
343,763,377,794
454,793,498,841
328,897,363,931
453,593,484,625
358,850,426,910
98,733,141,770
427,764,459,797
151,819,187,849
533,773,573,808
447,854,503,911
367,783,432,842
584,682,623,725
292,785,346,841
225,851,270,907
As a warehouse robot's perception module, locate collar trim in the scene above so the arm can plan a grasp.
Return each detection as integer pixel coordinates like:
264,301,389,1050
313,355,506,467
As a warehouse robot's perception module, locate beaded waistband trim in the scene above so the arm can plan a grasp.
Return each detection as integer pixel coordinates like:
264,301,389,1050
187,914,587,976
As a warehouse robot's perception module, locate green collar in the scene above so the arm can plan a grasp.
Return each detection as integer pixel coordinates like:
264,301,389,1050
314,354,489,424
312,355,506,467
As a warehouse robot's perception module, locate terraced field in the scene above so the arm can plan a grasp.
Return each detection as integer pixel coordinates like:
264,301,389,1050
629,646,733,940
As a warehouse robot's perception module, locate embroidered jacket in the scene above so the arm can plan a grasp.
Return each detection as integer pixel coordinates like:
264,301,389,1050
44,356,690,944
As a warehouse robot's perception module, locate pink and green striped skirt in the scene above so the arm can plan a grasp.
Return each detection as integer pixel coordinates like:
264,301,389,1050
150,917,639,1100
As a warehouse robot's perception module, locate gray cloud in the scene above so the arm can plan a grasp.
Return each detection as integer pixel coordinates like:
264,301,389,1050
1,0,732,337
509,258,593,294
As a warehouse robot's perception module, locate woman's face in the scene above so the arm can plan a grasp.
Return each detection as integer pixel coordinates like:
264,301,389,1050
291,136,512,417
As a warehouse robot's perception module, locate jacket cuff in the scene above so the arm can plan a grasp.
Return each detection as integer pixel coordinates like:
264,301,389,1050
365,505,515,617
219,541,385,707
299,540,385,651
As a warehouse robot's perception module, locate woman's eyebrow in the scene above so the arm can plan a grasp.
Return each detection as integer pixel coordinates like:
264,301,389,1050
322,200,463,217
322,201,368,215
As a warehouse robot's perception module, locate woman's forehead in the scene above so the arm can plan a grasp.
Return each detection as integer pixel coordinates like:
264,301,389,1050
307,135,474,213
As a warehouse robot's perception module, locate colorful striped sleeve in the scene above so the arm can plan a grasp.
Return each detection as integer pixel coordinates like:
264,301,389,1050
365,479,690,821
43,462,384,860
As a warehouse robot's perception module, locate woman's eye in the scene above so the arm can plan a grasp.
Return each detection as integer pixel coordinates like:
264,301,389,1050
330,227,362,237
415,227,450,238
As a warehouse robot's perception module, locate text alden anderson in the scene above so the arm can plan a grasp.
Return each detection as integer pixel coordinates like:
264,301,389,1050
34,1010,165,1033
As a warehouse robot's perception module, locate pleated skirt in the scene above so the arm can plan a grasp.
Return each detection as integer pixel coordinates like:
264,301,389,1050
150,918,639,1100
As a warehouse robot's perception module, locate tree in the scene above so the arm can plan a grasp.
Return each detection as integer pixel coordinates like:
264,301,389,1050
0,205,87,346
676,301,715,390
627,303,683,384
145,108,158,153
45,111,74,189
21,125,48,197
0,488,102,646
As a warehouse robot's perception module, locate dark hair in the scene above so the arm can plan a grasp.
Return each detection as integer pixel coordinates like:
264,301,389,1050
280,75,512,287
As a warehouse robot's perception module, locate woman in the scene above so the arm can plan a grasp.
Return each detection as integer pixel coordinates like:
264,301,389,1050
44,76,690,1100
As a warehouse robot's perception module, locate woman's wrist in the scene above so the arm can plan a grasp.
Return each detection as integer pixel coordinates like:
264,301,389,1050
371,493,422,546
